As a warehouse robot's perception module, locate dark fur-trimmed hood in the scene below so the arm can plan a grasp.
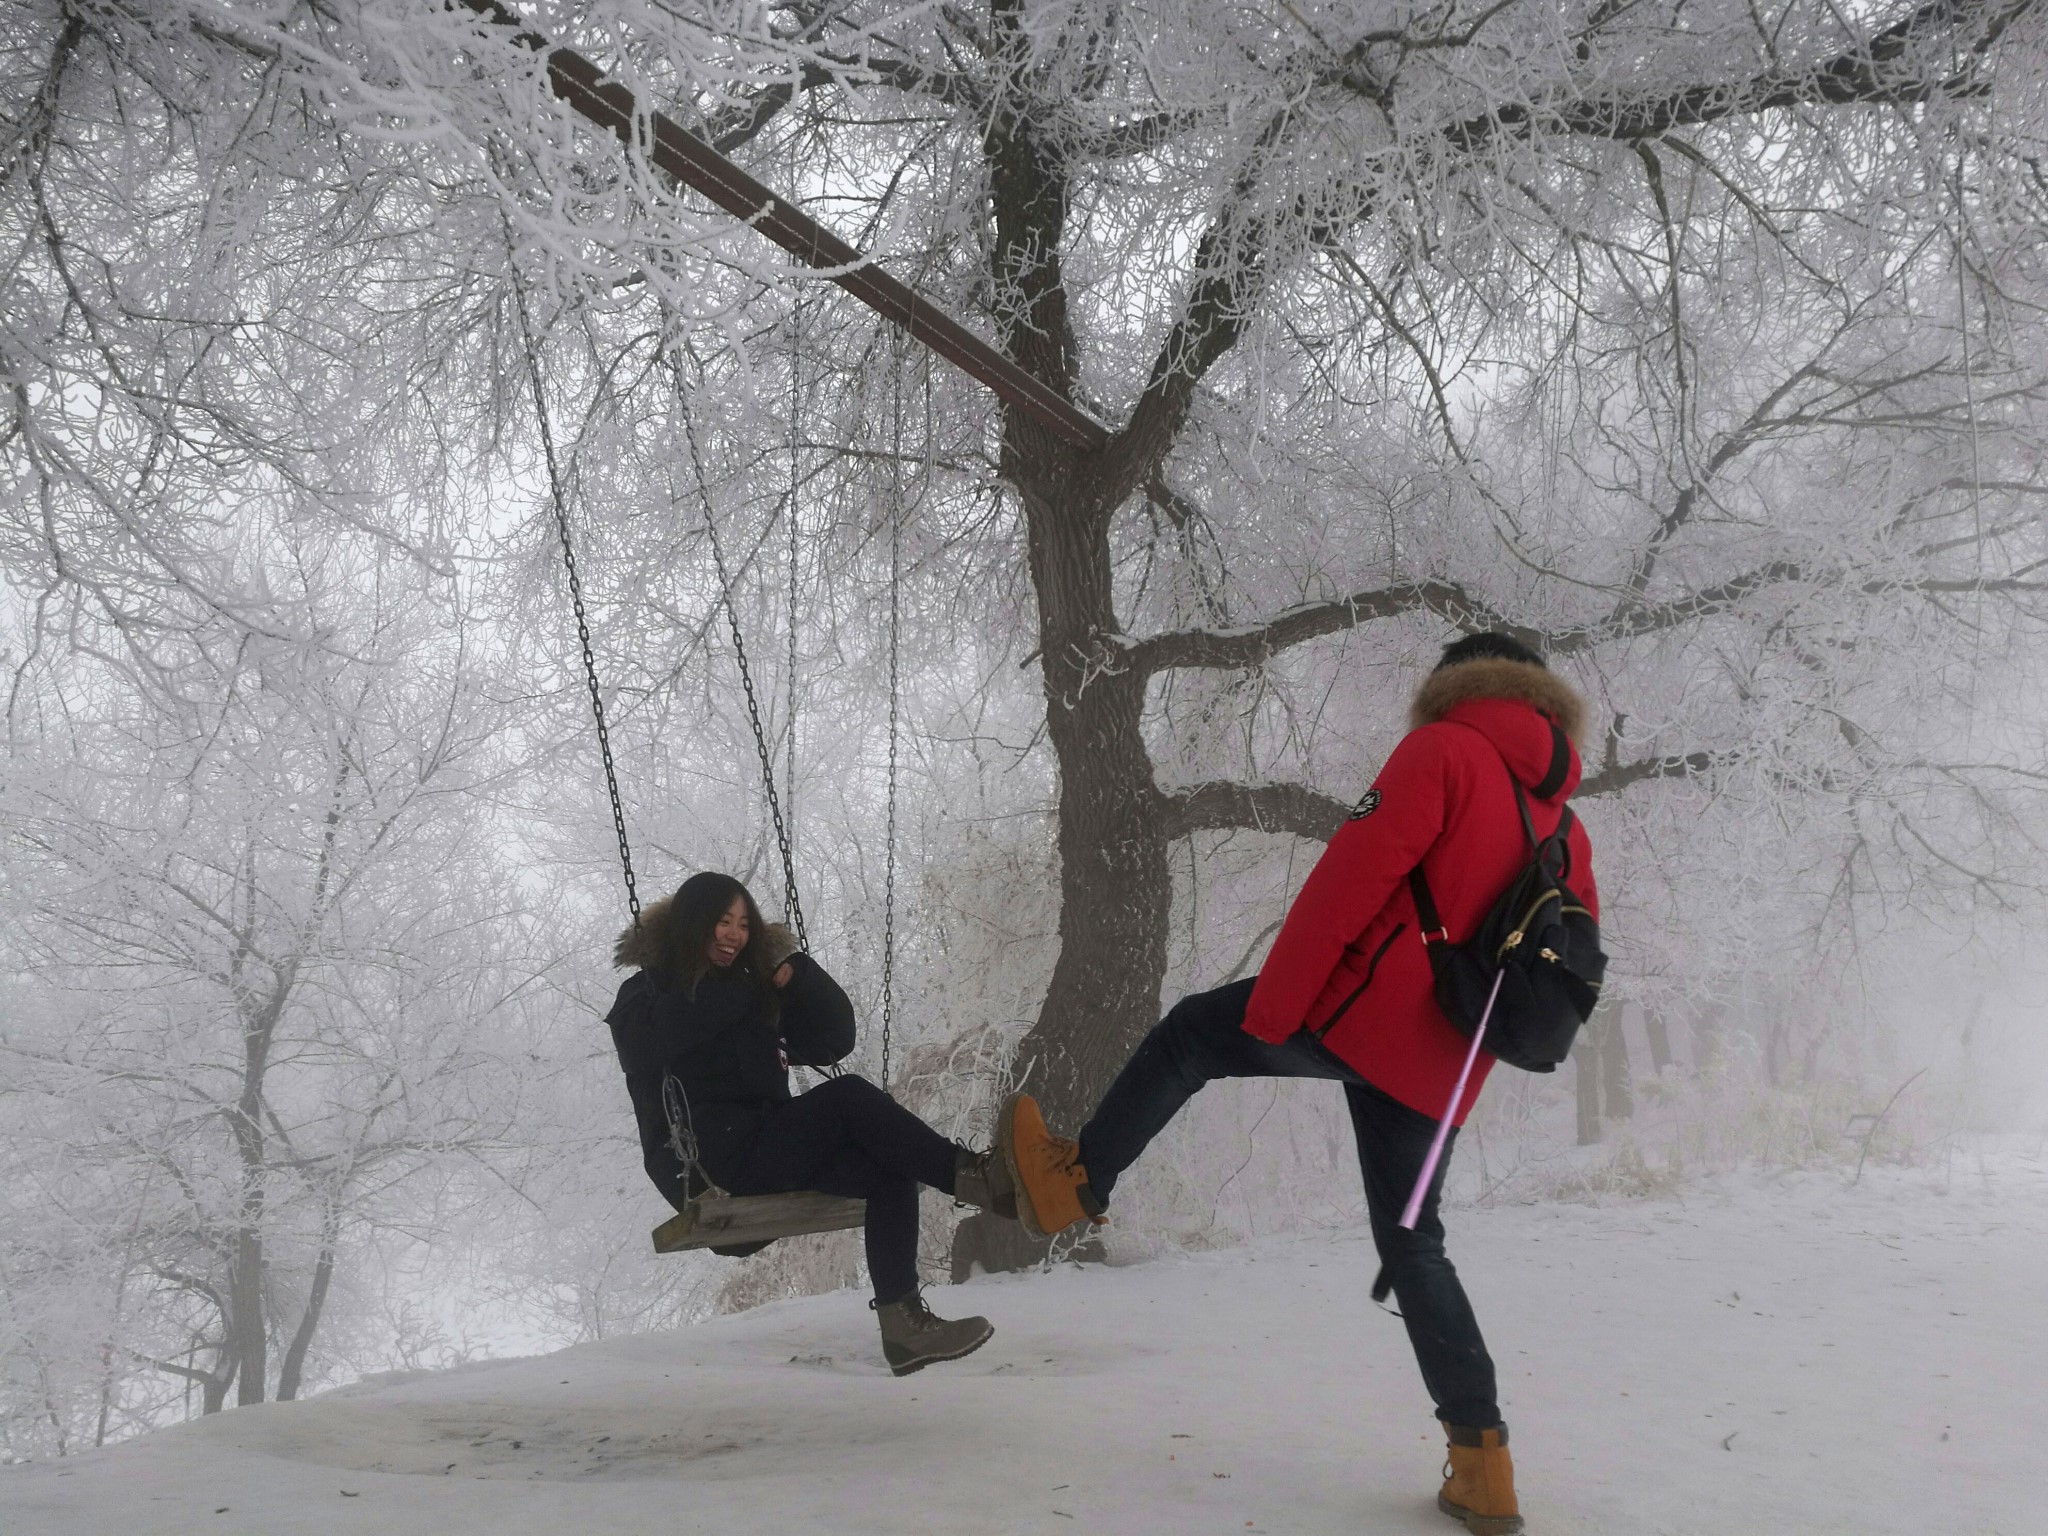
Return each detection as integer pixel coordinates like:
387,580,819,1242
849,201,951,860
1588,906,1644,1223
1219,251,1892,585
1409,657,1586,745
613,894,674,971
612,897,796,976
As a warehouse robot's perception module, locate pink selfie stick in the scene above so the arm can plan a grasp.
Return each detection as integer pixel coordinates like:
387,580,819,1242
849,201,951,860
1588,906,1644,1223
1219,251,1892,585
1399,968,1505,1230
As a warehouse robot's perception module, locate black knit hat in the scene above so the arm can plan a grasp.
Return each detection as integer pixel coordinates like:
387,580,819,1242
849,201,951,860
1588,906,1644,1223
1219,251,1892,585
1435,631,1547,671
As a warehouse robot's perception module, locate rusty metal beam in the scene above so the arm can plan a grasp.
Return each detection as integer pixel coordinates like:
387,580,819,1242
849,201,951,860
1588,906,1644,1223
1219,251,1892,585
460,0,1110,451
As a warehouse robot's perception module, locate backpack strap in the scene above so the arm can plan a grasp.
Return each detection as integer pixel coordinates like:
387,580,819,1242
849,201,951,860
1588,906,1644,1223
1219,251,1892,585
1407,865,1448,946
1511,777,1539,849
1532,720,1571,799
1411,729,1577,941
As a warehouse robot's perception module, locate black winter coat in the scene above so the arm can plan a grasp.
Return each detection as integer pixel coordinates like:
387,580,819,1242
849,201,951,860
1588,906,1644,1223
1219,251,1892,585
605,953,856,1209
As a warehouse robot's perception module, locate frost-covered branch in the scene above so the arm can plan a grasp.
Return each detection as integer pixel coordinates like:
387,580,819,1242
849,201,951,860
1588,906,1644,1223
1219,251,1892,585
1445,0,2029,152
1576,750,1723,797
1161,746,1731,845
1556,564,2048,652
1162,780,1353,843
1125,579,1514,678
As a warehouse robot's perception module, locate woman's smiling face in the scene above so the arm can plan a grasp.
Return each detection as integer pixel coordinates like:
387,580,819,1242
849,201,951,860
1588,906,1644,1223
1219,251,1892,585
708,896,750,968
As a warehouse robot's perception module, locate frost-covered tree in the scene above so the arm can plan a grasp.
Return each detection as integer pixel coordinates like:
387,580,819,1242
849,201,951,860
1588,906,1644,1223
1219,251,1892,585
0,531,544,1426
6,0,2047,1289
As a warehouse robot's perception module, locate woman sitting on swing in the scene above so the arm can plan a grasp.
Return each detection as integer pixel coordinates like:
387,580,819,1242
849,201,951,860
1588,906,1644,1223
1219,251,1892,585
606,871,1018,1375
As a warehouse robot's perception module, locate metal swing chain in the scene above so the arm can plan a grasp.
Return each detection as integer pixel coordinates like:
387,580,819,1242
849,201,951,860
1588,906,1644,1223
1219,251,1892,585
786,301,803,883
681,398,810,953
879,346,904,1089
516,282,640,926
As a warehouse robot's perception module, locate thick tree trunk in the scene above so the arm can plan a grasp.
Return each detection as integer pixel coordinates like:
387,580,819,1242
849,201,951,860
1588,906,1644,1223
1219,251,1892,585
950,70,1181,1275
952,467,1173,1275
1012,490,1173,1133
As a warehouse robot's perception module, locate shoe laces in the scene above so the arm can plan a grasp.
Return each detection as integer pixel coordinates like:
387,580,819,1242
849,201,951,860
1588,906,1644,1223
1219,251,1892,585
1031,1134,1083,1175
873,1288,937,1327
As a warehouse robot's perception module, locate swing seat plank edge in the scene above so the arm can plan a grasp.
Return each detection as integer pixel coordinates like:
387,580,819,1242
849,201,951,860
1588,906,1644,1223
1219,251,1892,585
653,1191,868,1254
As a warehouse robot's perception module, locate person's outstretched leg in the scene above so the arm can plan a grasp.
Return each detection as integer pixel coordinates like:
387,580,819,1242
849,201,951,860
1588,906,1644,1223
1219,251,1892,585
1008,978,1347,1233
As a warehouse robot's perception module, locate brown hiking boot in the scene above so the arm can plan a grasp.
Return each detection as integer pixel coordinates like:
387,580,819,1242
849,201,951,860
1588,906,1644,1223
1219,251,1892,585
953,1146,1019,1221
1439,1422,1522,1535
998,1093,1104,1239
872,1291,993,1377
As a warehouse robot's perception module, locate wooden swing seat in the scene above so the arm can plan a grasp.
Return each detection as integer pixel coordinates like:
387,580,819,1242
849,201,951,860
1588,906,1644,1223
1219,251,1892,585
652,1189,867,1254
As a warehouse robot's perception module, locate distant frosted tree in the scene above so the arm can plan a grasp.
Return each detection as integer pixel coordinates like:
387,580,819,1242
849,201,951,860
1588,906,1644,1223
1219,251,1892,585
0,529,542,1428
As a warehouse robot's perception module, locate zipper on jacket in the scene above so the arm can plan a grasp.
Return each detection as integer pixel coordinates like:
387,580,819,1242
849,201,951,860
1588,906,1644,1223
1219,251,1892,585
1312,923,1405,1040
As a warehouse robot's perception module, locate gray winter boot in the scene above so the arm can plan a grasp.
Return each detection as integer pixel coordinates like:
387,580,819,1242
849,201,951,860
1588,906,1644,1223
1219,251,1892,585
872,1290,994,1377
952,1146,1019,1221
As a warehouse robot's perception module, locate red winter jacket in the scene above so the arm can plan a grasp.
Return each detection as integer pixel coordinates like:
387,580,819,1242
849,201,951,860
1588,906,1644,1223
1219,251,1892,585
1243,658,1599,1125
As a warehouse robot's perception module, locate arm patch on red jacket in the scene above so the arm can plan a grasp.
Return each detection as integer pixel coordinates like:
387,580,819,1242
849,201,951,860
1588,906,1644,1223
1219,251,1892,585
1348,789,1381,820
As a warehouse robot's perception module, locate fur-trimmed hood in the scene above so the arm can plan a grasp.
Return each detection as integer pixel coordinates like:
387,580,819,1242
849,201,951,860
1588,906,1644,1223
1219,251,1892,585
612,896,797,976
613,894,674,971
1409,657,1586,745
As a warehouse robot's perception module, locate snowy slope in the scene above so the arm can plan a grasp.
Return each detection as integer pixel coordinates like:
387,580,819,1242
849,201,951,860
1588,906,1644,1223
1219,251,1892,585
6,1154,2042,1536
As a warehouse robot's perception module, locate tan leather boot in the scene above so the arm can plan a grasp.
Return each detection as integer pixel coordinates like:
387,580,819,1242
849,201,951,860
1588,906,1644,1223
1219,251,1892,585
998,1093,1104,1238
1439,1422,1522,1535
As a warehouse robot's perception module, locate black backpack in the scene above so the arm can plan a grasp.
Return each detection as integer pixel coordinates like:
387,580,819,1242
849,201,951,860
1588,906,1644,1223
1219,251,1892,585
1406,733,1605,1073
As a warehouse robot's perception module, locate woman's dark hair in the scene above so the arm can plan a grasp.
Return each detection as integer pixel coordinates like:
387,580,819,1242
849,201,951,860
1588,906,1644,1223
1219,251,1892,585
1436,631,1547,671
661,872,770,991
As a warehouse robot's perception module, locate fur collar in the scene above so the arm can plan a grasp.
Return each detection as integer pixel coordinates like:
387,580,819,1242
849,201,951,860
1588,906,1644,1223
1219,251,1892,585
1409,657,1587,744
614,894,673,971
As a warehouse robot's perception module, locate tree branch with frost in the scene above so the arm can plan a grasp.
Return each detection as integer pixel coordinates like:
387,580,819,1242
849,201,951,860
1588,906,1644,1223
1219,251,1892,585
1552,564,2048,653
1439,0,2031,151
1094,0,2032,510
1097,109,1305,507
1121,542,2046,692
1160,744,1736,847
702,63,833,154
132,1349,231,1389
1162,780,1354,842
979,0,1096,425
1123,579,1518,679
1577,750,1723,797
1063,106,1221,161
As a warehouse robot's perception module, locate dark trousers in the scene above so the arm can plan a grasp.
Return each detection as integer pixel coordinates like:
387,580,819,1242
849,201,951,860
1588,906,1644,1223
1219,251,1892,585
1076,977,1500,1427
724,1075,959,1304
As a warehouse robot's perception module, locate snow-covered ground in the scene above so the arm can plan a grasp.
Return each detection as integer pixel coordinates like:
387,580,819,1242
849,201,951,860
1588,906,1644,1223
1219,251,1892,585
6,1152,2042,1536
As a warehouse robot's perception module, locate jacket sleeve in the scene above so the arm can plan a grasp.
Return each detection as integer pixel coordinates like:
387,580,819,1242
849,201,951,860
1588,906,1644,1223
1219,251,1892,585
777,951,857,1067
624,1069,696,1211
1242,727,1454,1043
606,976,696,1211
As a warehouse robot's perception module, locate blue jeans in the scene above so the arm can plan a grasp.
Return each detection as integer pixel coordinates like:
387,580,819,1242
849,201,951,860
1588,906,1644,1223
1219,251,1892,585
1076,977,1501,1427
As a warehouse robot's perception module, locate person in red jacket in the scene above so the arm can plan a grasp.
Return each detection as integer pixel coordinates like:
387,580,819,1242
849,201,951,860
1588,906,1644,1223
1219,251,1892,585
1002,632,1596,1536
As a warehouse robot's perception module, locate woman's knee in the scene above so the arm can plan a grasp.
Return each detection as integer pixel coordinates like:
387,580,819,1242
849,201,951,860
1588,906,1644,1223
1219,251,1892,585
811,1072,871,1096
